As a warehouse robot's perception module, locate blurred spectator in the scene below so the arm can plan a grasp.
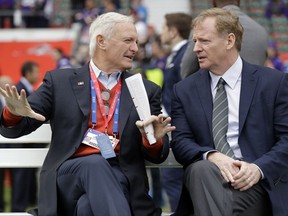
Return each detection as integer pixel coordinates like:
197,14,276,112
99,0,117,14
50,0,70,27
265,40,286,72
133,35,165,88
74,44,90,66
0,75,13,212
265,0,288,19
132,0,148,23
130,8,148,45
52,48,73,69
10,61,40,212
161,12,191,116
71,0,85,11
13,1,24,27
0,0,14,28
150,35,167,74
131,42,150,75
21,0,49,27
74,0,99,44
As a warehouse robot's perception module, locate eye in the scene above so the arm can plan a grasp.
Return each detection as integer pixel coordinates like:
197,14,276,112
124,38,132,43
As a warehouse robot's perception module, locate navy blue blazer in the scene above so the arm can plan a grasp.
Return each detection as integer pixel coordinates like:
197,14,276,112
171,60,288,216
162,42,189,116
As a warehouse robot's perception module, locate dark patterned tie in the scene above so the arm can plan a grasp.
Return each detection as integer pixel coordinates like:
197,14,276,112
212,78,235,158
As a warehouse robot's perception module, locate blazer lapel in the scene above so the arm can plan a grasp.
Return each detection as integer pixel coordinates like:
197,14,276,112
119,72,134,137
196,70,213,134
70,65,91,118
239,62,258,134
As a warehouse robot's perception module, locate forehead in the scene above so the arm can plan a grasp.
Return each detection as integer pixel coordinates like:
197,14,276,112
193,17,217,37
112,22,137,38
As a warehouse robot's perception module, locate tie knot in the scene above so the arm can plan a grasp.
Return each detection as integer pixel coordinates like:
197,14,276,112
217,77,226,88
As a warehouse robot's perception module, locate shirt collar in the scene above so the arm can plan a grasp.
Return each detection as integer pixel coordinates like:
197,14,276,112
210,56,242,90
89,60,122,81
172,40,188,52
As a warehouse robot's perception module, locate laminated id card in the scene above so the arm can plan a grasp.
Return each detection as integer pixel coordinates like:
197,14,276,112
82,129,119,149
96,134,116,159
82,128,102,149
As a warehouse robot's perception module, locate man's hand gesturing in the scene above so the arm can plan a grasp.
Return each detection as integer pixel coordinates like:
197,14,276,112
0,84,45,122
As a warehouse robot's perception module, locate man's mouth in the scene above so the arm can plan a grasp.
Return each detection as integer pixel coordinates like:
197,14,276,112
125,55,134,60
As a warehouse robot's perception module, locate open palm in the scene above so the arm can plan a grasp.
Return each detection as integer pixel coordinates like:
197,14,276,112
0,84,45,121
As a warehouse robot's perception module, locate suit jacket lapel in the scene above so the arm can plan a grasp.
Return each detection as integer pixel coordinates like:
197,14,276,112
239,62,258,134
119,72,134,137
70,64,91,118
196,70,213,134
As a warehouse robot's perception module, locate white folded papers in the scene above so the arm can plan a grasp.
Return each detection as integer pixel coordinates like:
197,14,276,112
125,73,156,145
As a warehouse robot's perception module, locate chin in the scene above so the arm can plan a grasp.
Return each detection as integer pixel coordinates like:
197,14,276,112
123,63,133,70
199,64,208,69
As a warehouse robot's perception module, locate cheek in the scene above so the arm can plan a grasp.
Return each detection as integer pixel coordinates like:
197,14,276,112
161,32,167,41
206,45,219,55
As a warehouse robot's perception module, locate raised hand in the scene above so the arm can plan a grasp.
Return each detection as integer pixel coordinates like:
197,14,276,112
0,84,45,122
135,114,176,141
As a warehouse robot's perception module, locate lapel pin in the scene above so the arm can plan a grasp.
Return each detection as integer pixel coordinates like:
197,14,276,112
78,81,84,86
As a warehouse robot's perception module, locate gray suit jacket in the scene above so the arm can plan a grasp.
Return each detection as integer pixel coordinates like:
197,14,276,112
0,65,169,216
181,5,269,78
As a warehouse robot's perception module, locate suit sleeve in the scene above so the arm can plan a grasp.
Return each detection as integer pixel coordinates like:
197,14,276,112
254,73,288,189
0,72,53,138
171,83,214,166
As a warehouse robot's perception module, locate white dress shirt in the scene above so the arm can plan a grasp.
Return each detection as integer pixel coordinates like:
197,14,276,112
203,56,242,159
210,56,243,159
90,60,122,90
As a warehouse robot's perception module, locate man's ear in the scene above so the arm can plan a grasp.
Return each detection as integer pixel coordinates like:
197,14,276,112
226,33,236,50
96,35,106,50
169,27,178,39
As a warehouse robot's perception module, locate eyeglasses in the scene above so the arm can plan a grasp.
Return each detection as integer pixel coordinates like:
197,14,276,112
101,89,110,116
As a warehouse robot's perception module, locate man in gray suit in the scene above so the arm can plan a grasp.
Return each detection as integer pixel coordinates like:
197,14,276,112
181,0,269,78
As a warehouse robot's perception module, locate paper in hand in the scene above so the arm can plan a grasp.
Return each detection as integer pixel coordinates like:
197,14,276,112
125,73,156,145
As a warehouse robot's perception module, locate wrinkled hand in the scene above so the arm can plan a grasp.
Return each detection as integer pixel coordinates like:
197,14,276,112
0,84,45,121
135,114,176,140
231,161,261,191
207,152,239,183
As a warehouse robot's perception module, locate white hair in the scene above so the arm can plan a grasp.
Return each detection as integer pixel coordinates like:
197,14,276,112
89,12,134,57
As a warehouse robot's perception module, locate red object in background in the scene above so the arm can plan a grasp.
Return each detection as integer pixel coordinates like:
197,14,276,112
4,18,11,29
0,40,73,89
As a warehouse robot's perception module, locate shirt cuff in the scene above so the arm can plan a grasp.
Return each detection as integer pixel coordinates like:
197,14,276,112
2,107,23,127
203,150,217,160
254,164,265,179
142,136,163,158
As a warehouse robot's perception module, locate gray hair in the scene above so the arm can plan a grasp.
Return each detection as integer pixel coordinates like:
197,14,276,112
89,12,134,57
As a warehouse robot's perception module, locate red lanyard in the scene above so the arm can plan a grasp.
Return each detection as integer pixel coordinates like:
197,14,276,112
90,67,122,132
